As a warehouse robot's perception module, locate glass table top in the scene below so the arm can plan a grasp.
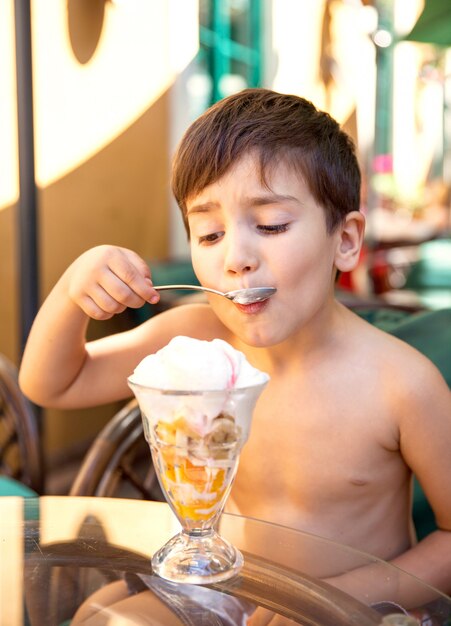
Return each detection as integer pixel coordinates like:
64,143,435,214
1,496,450,625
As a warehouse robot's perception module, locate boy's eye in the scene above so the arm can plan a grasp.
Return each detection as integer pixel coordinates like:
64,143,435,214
257,224,289,234
198,232,224,244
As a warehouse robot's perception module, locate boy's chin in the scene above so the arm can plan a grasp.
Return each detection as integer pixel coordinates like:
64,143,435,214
236,328,286,349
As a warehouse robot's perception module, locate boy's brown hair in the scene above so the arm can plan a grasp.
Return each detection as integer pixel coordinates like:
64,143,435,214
172,88,361,234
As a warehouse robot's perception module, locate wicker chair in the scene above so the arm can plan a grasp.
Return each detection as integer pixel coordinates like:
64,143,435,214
0,354,44,494
70,399,163,501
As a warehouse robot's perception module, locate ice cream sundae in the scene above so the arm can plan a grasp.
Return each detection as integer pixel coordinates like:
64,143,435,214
128,336,269,524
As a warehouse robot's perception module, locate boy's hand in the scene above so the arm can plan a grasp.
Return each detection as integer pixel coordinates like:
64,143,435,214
66,245,160,320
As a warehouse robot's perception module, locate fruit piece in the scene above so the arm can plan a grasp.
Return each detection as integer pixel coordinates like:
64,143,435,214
206,416,240,444
155,421,176,444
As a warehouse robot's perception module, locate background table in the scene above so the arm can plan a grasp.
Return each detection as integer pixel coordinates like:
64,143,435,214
1,496,450,625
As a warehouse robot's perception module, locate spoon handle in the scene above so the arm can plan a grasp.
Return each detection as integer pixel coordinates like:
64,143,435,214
154,284,222,297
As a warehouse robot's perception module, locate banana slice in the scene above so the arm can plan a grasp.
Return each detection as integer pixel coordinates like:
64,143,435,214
207,415,241,445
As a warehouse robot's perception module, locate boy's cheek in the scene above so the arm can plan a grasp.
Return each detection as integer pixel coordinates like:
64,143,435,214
190,253,206,283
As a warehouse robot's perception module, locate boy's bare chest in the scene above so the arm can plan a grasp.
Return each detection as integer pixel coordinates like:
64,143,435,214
236,374,400,505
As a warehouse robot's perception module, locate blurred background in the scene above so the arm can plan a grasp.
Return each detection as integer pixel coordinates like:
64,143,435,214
1,0,450,489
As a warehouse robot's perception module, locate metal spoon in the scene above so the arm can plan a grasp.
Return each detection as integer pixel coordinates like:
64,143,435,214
154,284,276,305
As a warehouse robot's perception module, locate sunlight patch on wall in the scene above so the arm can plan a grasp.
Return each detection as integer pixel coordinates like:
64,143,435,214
270,0,376,157
0,1,19,211
393,0,444,200
32,0,198,187
271,0,326,106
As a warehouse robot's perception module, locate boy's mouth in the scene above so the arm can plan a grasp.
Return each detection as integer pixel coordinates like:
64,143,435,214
233,299,271,314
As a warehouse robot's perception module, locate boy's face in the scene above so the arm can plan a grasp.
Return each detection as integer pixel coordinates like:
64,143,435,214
186,154,347,347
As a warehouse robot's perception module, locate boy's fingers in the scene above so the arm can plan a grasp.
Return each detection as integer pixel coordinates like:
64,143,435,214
107,250,159,303
78,295,122,321
88,283,131,314
97,271,150,309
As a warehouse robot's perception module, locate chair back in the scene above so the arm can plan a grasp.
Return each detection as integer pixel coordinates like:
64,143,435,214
70,399,163,500
0,354,44,494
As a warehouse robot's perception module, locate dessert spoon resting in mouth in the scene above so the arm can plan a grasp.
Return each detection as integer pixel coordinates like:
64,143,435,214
154,285,276,305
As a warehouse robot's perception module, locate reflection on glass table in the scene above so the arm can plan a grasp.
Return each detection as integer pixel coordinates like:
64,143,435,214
0,496,450,625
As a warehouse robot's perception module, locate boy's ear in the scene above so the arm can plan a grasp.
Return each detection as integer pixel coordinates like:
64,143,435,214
334,211,365,272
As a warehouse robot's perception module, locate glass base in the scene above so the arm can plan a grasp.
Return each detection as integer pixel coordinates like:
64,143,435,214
151,529,243,584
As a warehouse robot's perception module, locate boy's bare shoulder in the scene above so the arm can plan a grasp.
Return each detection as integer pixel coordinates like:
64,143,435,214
342,307,450,408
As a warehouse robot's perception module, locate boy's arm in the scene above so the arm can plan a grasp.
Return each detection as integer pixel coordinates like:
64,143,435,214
19,245,161,408
331,357,451,605
388,357,451,596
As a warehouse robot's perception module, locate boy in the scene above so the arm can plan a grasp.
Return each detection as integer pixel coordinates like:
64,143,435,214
19,90,451,605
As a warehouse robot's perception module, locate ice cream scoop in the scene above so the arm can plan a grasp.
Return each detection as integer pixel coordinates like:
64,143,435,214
129,336,268,391
128,336,269,439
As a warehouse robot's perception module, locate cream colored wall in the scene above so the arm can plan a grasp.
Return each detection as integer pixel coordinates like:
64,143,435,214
0,206,20,364
39,93,170,298
42,92,171,455
0,2,20,365
1,0,198,457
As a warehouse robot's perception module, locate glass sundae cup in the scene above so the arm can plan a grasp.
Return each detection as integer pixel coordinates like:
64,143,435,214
127,379,268,584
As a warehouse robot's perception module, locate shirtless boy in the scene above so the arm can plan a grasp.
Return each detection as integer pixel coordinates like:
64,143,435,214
19,90,451,607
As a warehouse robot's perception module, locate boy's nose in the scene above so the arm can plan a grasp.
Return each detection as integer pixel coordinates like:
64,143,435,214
223,232,259,275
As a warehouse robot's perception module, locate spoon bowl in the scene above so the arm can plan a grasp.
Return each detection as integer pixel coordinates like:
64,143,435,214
222,287,276,304
154,285,276,305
